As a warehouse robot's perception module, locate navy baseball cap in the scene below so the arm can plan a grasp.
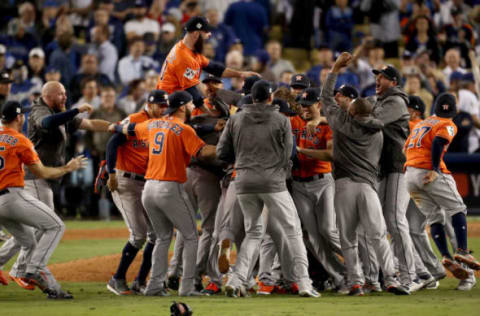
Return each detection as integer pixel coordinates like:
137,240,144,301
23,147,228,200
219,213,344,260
251,80,276,103
450,71,464,82
202,74,222,84
296,88,321,107
372,65,401,84
272,98,296,116
2,101,31,122
434,92,457,118
290,74,310,89
335,84,358,99
407,95,426,114
242,75,261,95
164,91,193,115
185,16,213,33
462,72,475,83
147,90,169,105
0,71,12,84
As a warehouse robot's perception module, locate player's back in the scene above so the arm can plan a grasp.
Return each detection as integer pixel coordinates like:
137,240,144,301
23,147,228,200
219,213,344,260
405,116,456,173
0,127,39,190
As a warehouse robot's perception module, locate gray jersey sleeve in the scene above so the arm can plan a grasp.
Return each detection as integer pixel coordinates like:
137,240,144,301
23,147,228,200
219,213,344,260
373,96,407,125
321,73,354,136
216,118,235,164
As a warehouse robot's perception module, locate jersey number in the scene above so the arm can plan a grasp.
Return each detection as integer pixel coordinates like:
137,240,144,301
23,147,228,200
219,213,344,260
408,126,432,149
0,146,4,170
152,132,165,155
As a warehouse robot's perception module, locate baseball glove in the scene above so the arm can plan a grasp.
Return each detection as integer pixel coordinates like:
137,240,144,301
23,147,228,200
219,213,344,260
170,301,192,316
94,160,108,194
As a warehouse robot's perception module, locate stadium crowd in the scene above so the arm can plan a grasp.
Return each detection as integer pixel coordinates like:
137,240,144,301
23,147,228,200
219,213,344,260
0,0,480,218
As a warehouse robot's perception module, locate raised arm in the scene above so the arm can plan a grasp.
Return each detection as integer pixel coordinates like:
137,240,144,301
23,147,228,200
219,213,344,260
27,155,87,179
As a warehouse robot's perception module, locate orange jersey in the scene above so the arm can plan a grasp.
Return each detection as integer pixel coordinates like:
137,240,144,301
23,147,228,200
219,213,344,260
0,127,40,190
116,110,150,175
134,116,205,183
409,118,422,131
290,116,333,177
191,98,215,117
405,116,457,173
156,40,210,94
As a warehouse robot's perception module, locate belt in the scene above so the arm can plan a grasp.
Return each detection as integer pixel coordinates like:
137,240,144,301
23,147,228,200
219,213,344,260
122,172,145,182
292,174,325,182
0,189,9,196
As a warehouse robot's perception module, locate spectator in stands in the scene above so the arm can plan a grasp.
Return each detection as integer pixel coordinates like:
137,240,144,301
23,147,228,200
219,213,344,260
89,24,118,82
205,8,237,63
229,38,244,54
307,45,333,86
222,50,245,90
44,65,61,83
117,78,146,115
202,41,216,60
405,73,434,116
0,45,7,72
351,37,385,92
124,0,160,42
0,71,12,106
145,69,158,92
70,54,112,104
91,7,126,58
405,15,440,65
16,2,39,41
27,48,46,90
2,18,38,63
48,29,79,87
157,22,178,63
68,0,94,40
118,37,157,86
414,49,447,97
250,49,276,82
450,108,475,153
39,0,61,46
325,0,354,52
279,70,294,87
72,77,102,120
443,47,466,87
224,0,269,56
266,39,296,81
8,60,36,105
440,6,475,66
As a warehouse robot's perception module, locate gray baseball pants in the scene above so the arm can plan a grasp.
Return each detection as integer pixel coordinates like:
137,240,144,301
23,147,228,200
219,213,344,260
141,180,198,295
0,187,64,291
111,171,155,249
226,190,312,292
335,178,398,287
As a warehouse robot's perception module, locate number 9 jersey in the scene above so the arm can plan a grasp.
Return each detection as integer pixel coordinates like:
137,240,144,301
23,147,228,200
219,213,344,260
132,116,205,183
404,116,457,173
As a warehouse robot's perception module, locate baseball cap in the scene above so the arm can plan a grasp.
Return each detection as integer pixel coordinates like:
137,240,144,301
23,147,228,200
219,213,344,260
242,75,261,95
296,88,321,107
254,49,270,65
185,16,213,33
147,89,169,105
335,84,358,99
162,22,176,34
29,47,45,59
290,74,310,89
462,72,475,83
251,80,276,103
0,71,12,84
167,7,182,22
202,74,222,84
1,101,31,122
272,98,296,116
0,44,5,55
372,65,401,84
450,71,464,82
434,92,457,118
164,91,193,115
407,95,426,114
46,65,60,73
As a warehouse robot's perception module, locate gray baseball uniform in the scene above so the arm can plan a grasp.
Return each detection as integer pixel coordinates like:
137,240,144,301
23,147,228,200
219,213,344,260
217,102,313,293
322,72,401,288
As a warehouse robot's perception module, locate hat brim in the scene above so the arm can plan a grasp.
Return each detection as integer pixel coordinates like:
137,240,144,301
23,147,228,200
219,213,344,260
372,69,395,81
163,106,179,115
297,100,316,107
290,84,308,89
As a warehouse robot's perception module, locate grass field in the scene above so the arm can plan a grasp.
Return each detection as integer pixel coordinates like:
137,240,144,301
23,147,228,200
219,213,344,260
1,220,480,316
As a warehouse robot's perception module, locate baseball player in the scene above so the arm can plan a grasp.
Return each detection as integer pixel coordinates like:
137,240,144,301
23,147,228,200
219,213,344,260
105,90,169,295
217,80,319,298
156,16,257,113
0,101,86,298
0,81,111,292
290,74,310,96
112,91,216,296
321,52,409,296
404,92,480,290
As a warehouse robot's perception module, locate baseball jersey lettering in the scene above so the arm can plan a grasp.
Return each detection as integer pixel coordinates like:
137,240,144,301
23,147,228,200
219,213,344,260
116,111,150,175
156,41,210,94
290,116,333,177
0,127,40,190
134,117,205,182
405,116,457,173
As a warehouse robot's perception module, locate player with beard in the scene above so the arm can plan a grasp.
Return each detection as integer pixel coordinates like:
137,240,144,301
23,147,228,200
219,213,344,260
156,16,258,115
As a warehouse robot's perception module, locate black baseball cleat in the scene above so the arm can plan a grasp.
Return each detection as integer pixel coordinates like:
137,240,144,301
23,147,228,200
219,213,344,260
386,284,410,295
167,275,180,291
47,289,74,299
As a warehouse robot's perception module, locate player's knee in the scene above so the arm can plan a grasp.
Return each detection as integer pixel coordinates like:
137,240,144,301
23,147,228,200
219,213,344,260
130,236,147,249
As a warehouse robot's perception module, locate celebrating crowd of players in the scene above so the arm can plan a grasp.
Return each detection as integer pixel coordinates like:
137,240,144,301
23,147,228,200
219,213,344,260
0,16,480,300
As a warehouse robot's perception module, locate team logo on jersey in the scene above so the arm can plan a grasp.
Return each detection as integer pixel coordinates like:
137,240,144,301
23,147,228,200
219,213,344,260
184,67,198,80
446,126,455,136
